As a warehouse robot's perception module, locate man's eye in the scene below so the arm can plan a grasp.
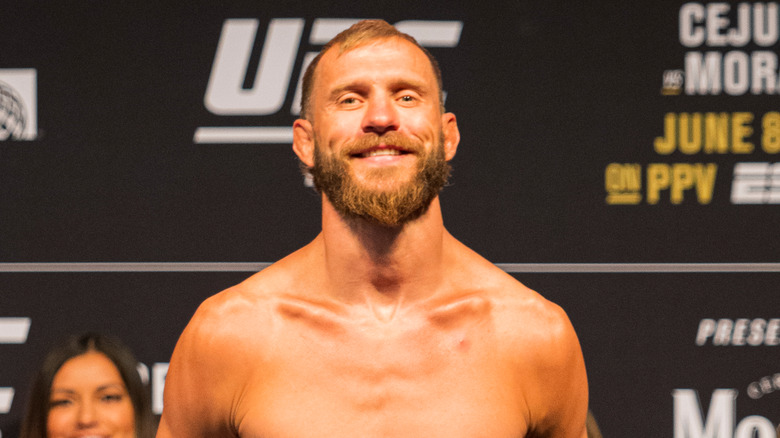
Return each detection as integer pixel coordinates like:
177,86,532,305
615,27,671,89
400,95,415,102
340,97,358,105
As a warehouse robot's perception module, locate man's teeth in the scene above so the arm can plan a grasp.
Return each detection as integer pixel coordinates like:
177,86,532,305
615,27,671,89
361,149,402,157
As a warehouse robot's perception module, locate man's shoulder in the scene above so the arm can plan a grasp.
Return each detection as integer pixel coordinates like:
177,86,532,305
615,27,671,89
486,276,571,341
187,250,323,334
448,245,576,353
447,240,560,318
160,267,296,436
178,265,290,347
488,281,583,390
195,276,274,323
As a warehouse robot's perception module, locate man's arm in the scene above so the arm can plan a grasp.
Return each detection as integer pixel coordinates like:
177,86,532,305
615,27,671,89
523,300,589,438
157,295,243,438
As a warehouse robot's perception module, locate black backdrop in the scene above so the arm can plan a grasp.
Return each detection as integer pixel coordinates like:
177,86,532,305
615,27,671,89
1,2,778,436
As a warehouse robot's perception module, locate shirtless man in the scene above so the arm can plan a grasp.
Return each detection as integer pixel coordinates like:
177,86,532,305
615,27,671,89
157,19,589,438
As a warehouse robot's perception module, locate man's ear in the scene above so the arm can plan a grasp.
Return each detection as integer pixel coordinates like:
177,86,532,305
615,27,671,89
442,112,460,161
292,118,315,167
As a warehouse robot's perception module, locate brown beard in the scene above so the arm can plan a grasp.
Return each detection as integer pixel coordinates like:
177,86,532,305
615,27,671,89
310,132,451,226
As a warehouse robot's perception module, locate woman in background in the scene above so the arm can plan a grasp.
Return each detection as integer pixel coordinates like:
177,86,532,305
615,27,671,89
20,332,155,438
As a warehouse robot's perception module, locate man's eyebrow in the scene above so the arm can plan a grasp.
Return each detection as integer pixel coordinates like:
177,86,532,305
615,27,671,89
327,82,368,100
389,78,430,94
327,78,431,99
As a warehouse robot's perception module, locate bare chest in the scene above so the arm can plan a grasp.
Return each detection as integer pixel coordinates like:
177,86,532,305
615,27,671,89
233,305,528,437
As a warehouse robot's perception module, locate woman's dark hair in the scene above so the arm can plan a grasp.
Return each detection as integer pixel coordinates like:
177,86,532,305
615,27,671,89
19,333,155,438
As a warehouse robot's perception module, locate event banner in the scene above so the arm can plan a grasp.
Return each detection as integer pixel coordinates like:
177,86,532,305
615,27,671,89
1,1,777,436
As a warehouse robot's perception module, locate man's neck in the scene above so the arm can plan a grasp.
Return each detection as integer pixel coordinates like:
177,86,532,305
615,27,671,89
317,196,449,309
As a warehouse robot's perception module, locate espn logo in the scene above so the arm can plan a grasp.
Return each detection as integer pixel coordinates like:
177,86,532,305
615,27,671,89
731,162,780,204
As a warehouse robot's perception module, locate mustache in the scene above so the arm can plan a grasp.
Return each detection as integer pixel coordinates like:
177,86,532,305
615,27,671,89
340,132,423,157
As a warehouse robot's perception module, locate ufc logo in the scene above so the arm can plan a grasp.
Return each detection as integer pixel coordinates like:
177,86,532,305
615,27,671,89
195,18,463,144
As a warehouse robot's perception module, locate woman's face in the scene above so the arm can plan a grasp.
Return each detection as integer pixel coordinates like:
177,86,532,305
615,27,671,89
47,351,136,438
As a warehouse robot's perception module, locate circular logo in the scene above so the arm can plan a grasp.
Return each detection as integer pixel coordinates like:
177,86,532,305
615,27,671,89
0,81,27,141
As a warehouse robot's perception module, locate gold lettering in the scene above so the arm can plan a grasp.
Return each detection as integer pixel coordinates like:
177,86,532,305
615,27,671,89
646,163,718,204
703,113,729,154
731,112,754,154
646,164,670,204
653,112,757,155
761,112,780,153
671,164,695,203
695,164,718,204
605,163,642,205
679,113,702,154
654,113,677,155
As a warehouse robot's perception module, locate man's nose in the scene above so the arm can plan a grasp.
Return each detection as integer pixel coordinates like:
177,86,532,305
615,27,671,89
361,95,399,134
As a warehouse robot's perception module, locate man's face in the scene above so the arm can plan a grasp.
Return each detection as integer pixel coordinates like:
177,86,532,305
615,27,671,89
303,37,458,226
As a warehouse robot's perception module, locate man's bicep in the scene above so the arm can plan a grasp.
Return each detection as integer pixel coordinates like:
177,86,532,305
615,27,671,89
526,305,589,438
157,339,213,436
157,316,234,437
548,311,589,437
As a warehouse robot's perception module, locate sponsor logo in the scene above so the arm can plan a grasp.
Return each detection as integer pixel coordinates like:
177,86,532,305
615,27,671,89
0,69,37,141
662,69,685,95
747,372,780,399
194,18,463,144
695,318,780,346
673,389,776,437
681,317,779,436
0,318,31,416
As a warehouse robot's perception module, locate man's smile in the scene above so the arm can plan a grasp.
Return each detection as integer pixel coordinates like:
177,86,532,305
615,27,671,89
351,145,413,159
